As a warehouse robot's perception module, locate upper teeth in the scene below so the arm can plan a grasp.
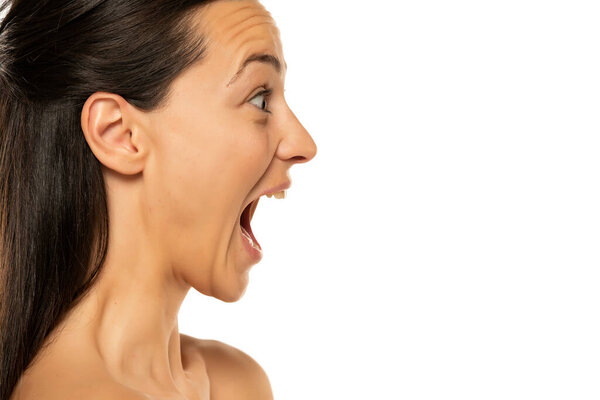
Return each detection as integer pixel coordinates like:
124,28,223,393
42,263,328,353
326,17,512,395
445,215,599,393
266,190,286,199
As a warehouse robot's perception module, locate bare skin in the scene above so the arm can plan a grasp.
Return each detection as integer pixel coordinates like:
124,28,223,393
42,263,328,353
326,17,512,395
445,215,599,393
10,0,317,399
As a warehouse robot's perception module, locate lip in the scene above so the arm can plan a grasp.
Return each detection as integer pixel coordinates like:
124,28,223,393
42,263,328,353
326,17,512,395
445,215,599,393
259,180,292,198
240,223,263,262
240,180,292,217
237,180,291,262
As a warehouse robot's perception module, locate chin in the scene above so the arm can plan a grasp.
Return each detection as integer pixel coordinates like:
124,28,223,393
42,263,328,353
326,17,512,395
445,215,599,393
212,274,249,303
217,287,247,303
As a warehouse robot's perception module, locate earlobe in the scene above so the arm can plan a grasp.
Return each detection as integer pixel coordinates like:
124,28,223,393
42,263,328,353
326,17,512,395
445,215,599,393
80,92,147,176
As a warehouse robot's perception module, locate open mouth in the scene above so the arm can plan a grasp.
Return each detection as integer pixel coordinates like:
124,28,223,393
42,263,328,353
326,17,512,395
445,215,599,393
240,198,261,250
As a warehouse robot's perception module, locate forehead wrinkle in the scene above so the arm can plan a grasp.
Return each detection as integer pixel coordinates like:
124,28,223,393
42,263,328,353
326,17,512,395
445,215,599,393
217,9,256,36
197,2,285,83
221,3,256,20
225,17,278,47
205,2,272,36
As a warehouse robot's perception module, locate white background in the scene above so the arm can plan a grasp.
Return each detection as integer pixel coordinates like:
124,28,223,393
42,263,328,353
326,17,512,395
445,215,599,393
178,1,600,399
1,0,596,399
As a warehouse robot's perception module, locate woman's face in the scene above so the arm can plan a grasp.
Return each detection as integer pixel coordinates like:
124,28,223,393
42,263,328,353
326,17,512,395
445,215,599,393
142,0,317,302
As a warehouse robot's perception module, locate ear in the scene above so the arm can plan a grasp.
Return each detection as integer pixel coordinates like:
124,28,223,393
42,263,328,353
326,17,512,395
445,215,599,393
80,92,149,175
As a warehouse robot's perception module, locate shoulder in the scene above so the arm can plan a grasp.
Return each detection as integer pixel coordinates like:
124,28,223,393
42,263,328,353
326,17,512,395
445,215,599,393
74,382,150,400
12,357,149,400
13,375,150,400
181,333,274,400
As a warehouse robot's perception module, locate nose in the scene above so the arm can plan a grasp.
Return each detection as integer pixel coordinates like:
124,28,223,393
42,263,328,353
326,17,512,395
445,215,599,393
275,106,317,165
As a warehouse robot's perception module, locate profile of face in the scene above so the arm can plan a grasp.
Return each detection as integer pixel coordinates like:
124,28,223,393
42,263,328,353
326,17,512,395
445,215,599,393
89,0,317,303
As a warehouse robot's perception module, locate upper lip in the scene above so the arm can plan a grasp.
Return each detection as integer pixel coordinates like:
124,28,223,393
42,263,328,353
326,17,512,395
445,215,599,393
241,180,292,217
259,180,292,198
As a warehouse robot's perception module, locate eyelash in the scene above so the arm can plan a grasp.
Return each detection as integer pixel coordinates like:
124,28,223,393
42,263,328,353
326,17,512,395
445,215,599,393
250,88,273,114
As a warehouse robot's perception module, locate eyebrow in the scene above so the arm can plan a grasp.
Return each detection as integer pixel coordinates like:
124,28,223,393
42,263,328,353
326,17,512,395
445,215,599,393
226,53,287,88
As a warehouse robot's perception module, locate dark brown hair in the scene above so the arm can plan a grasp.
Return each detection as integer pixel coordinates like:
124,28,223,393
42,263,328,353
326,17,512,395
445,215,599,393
0,0,219,397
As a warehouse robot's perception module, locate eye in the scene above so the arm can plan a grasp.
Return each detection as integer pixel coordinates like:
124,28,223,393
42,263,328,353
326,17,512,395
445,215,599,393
248,88,273,114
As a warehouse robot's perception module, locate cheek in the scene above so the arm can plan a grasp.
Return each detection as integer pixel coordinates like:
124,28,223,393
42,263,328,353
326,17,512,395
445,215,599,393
213,116,272,193
145,115,270,249
143,102,270,295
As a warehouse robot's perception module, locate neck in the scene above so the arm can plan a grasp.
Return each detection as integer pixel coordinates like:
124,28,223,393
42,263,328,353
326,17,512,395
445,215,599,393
92,259,190,390
65,226,194,394
49,176,198,395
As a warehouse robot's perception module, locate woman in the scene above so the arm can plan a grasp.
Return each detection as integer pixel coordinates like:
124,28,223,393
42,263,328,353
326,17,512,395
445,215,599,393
0,0,317,398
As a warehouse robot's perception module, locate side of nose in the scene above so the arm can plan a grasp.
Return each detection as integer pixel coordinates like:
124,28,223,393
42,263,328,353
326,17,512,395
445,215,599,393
275,106,318,164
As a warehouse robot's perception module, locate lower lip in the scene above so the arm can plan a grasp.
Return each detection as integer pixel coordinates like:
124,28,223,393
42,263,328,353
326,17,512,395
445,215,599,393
240,224,263,262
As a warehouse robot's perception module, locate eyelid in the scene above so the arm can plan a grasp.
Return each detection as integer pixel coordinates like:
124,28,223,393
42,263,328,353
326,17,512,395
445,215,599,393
249,88,273,114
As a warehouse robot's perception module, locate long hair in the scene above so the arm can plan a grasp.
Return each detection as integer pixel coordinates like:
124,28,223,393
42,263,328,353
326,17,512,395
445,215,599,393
0,0,218,397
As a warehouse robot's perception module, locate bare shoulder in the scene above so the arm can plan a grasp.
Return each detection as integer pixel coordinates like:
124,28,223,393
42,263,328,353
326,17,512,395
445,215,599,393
180,333,274,400
14,375,150,400
72,382,151,400
12,360,150,400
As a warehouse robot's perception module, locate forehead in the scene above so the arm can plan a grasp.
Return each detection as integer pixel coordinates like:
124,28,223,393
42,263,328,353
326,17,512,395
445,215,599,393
196,0,285,77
